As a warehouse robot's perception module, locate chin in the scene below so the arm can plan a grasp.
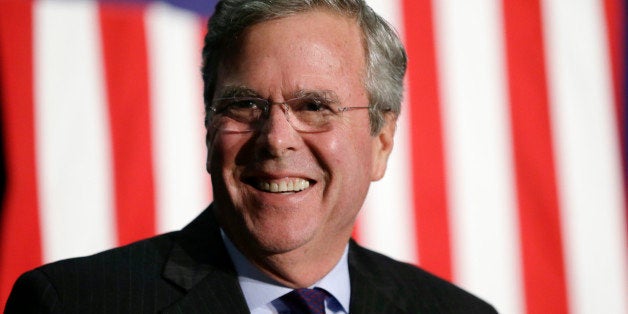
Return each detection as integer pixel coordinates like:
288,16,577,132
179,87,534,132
246,218,318,254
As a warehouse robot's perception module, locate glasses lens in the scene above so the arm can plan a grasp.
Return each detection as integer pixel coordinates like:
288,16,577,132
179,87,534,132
211,98,265,131
287,97,336,132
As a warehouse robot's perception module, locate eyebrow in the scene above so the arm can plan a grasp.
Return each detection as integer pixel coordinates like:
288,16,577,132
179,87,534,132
217,86,340,103
218,86,260,98
293,90,340,103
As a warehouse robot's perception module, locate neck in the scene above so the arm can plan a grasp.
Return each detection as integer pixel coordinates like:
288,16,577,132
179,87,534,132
223,229,350,288
249,240,348,288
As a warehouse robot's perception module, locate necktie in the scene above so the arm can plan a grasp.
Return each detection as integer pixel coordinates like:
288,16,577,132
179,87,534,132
280,288,329,314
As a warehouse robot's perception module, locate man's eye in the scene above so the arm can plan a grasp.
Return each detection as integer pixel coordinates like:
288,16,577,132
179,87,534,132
294,98,333,112
229,99,260,110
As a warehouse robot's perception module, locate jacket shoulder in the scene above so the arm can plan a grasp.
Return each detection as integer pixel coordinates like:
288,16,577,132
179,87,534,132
6,233,182,313
349,242,498,313
39,232,175,280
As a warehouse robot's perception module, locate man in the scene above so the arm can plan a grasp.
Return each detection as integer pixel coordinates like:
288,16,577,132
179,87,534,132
6,0,497,313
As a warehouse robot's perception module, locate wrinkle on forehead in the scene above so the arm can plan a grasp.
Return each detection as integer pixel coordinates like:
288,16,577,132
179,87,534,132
214,9,367,106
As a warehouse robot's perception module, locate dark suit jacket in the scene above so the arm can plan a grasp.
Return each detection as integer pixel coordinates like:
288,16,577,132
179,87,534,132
6,207,497,313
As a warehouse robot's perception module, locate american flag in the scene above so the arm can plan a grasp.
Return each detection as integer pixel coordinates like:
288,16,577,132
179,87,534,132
0,0,626,313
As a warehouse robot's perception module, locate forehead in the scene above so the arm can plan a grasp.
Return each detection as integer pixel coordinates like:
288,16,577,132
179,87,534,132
216,10,367,99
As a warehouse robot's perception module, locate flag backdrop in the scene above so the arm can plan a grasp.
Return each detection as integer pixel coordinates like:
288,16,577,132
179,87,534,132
0,0,626,313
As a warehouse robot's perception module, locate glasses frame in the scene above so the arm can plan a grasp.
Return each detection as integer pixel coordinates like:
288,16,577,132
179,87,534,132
208,96,371,133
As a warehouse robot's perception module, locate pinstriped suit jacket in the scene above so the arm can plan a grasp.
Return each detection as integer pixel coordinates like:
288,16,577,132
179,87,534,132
6,206,497,313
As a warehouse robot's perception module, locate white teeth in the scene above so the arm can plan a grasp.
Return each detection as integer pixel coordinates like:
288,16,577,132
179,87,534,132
258,178,310,192
301,180,310,190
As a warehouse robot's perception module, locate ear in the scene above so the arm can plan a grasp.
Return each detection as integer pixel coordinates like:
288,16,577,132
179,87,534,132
370,113,397,181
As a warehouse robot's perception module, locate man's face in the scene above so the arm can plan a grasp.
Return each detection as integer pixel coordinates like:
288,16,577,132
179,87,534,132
207,10,395,257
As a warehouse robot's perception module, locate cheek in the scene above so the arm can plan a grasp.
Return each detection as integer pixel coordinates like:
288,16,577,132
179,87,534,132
324,137,344,164
208,134,249,177
314,130,374,184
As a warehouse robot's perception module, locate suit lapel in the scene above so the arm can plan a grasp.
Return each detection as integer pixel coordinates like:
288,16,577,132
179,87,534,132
160,207,249,314
160,270,249,314
348,241,406,314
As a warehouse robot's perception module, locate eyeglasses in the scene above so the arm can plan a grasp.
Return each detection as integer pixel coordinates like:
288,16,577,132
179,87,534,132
208,96,370,133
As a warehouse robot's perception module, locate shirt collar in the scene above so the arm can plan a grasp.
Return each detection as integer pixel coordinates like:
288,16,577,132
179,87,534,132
220,230,351,312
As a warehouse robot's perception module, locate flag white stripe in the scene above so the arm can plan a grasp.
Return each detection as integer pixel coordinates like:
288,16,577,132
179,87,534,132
145,3,210,234
433,0,523,312
361,0,417,265
365,0,403,36
542,0,628,313
361,104,417,264
34,0,116,262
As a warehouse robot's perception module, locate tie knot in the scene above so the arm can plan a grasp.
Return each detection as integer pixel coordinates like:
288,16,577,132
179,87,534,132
280,288,330,314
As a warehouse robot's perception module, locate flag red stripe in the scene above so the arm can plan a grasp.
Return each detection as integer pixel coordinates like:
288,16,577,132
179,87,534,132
99,3,156,245
603,0,625,143
502,1,569,313
0,0,42,308
402,0,453,280
602,0,627,241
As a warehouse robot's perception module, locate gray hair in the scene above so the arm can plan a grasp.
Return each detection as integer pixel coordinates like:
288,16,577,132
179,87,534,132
201,0,407,135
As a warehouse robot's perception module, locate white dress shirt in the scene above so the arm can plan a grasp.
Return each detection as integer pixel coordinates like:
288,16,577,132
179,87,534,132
221,230,350,314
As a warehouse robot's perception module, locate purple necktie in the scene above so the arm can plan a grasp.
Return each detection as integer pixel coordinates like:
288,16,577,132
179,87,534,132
280,288,329,314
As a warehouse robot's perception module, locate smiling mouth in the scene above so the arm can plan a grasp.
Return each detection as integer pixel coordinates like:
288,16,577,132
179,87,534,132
253,178,312,193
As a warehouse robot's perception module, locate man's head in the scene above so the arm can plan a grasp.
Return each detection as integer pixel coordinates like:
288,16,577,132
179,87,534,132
202,0,407,135
202,0,407,276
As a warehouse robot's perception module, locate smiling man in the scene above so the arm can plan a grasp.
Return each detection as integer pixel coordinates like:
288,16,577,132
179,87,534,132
6,1,496,313
207,7,393,289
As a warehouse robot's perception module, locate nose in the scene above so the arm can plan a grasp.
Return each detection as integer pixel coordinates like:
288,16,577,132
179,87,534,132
271,102,291,123
255,103,300,157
